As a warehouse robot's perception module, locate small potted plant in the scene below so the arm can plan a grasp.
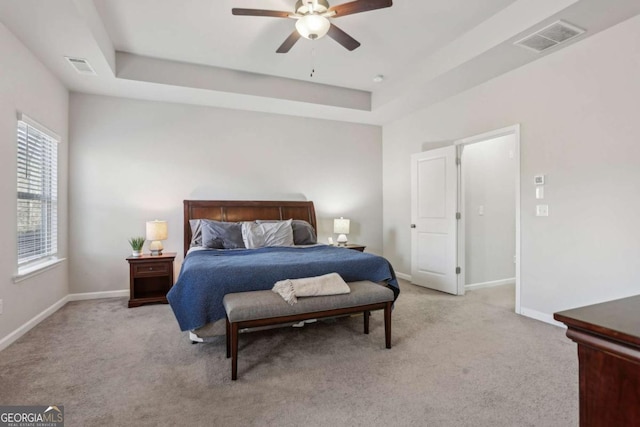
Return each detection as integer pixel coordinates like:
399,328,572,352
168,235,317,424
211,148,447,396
128,237,145,257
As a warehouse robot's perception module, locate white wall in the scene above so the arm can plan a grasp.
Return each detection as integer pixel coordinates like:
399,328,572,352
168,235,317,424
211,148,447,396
463,135,516,285
383,15,640,321
69,94,382,293
0,24,69,342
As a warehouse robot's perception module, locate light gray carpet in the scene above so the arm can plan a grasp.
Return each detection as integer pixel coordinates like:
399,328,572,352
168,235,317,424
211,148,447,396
0,281,578,426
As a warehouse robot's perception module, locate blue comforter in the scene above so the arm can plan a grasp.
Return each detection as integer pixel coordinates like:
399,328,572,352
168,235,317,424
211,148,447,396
167,245,399,331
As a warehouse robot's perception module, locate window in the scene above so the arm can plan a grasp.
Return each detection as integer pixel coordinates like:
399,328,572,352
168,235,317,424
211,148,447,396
16,113,59,268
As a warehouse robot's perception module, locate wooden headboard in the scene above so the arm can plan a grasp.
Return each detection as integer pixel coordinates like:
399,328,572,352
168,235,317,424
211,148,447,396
183,200,317,256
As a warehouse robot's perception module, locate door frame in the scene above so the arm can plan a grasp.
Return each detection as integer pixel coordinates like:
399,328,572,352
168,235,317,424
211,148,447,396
454,124,521,314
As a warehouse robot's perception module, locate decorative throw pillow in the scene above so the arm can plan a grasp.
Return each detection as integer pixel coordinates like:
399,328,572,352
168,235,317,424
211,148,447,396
201,220,245,249
242,219,294,249
256,219,317,245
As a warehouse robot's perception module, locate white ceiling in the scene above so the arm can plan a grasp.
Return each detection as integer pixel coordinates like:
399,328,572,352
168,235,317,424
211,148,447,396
94,0,517,92
1,0,640,125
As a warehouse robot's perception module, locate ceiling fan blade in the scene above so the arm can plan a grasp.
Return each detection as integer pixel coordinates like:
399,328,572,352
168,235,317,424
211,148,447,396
276,30,302,53
232,8,291,18
327,24,361,51
328,0,392,17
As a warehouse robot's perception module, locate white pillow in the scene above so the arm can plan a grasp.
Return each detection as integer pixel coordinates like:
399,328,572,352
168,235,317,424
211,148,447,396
241,219,294,248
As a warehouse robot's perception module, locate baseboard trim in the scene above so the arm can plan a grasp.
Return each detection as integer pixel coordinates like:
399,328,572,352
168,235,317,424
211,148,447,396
67,290,129,301
0,289,130,352
0,295,69,352
520,307,565,328
395,272,412,282
465,278,515,291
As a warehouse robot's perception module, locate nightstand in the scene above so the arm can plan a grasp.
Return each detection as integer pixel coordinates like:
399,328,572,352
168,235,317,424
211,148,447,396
126,252,176,308
340,244,366,252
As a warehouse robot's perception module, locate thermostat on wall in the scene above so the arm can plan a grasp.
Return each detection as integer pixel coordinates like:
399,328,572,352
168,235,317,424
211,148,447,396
534,175,545,185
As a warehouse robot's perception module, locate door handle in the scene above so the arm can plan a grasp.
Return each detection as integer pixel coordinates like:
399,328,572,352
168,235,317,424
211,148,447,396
410,224,416,228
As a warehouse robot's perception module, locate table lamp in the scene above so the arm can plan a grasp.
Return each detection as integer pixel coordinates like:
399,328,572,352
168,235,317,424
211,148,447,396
333,217,350,246
146,220,168,256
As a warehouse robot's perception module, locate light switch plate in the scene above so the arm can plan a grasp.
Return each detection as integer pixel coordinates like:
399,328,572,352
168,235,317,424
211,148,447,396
536,205,549,216
536,186,544,199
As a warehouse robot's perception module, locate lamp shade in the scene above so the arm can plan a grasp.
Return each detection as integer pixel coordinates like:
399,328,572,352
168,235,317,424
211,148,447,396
333,217,350,234
146,220,168,241
295,14,331,40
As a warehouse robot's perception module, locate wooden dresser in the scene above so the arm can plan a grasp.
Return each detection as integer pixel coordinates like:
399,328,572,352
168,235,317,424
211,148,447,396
554,295,640,427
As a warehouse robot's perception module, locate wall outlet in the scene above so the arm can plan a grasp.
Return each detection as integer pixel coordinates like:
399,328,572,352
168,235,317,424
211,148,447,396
536,205,549,217
0,299,3,315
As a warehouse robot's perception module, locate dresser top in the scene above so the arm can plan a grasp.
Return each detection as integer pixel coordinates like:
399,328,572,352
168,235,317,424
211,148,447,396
126,252,177,261
554,295,640,347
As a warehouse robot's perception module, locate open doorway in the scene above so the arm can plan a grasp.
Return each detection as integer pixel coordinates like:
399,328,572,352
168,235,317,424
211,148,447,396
456,125,521,313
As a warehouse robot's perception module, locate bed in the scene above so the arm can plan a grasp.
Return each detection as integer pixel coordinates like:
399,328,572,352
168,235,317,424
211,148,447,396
168,200,399,339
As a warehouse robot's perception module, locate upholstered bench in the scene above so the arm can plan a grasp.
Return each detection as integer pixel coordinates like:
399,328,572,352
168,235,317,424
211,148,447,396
223,280,395,380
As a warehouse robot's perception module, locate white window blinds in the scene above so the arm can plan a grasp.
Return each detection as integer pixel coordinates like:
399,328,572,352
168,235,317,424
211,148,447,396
17,115,59,266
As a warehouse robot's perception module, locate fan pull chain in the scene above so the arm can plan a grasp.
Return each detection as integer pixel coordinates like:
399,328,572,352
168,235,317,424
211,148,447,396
310,48,316,78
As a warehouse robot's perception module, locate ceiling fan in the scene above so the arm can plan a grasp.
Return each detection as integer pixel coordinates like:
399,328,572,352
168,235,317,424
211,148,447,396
232,0,393,53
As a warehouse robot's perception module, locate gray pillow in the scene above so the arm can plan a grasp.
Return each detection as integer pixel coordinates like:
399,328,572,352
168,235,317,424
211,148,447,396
242,219,294,248
189,219,203,247
201,220,245,249
256,219,317,245
292,220,317,245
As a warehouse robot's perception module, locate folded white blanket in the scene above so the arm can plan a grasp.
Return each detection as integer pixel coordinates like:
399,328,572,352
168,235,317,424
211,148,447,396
272,272,350,305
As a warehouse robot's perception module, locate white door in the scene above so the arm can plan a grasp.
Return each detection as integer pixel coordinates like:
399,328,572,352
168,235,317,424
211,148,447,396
411,146,461,295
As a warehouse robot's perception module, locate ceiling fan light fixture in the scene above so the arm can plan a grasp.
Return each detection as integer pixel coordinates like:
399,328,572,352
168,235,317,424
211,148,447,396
233,0,393,53
295,14,331,40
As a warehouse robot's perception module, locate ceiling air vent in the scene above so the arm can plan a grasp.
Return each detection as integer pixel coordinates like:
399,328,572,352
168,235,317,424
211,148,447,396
514,20,585,53
64,57,97,75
